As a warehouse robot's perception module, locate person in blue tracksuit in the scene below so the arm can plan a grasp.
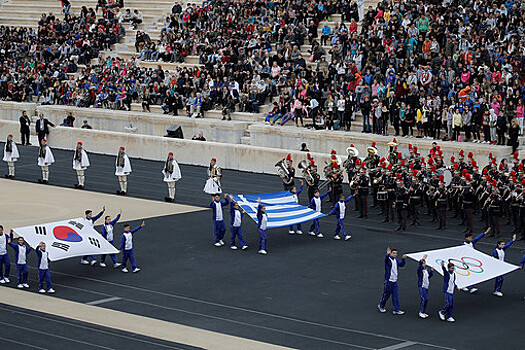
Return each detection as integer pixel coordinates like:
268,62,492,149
492,234,516,297
328,194,354,240
288,181,304,234
461,227,490,293
439,261,459,322
257,198,268,255
8,232,32,288
0,225,11,284
100,210,123,268
417,254,434,318
228,196,247,250
308,189,330,238
119,221,145,273
521,253,525,300
81,207,106,265
36,242,54,294
378,247,407,315
209,194,229,247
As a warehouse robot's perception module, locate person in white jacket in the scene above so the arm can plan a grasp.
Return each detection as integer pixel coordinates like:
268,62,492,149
162,152,182,202
115,146,132,195
37,138,55,184
73,141,90,189
489,108,497,142
3,134,19,179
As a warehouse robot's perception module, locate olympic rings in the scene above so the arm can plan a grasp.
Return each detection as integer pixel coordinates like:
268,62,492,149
434,257,484,276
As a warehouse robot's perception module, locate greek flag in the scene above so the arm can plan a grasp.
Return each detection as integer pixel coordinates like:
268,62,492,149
232,191,325,229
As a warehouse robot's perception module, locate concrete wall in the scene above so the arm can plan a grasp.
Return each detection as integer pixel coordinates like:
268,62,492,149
0,101,37,122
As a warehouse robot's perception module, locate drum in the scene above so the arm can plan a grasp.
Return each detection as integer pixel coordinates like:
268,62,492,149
377,191,388,201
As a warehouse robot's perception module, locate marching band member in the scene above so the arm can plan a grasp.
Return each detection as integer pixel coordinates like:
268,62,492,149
356,165,370,218
100,210,122,268
36,242,54,294
3,134,19,179
328,194,354,240
435,177,448,230
289,181,304,234
408,173,423,226
387,138,399,165
305,159,320,201
162,152,182,202
119,221,145,273
492,234,516,297
487,184,502,237
461,174,476,234
308,189,330,237
0,226,11,284
204,158,222,194
257,198,268,255
278,154,295,191
228,196,248,250
394,176,409,231
378,247,406,315
37,138,55,184
209,194,229,247
115,146,132,195
438,261,458,322
343,144,359,182
73,141,90,189
417,254,434,319
80,207,105,266
8,232,32,289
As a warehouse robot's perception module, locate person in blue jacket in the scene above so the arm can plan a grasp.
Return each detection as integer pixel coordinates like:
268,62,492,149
0,225,11,284
288,182,303,234
209,194,229,247
461,227,490,293
8,232,32,288
308,189,330,238
100,209,123,268
257,198,268,255
228,196,247,250
328,194,354,240
36,242,54,294
119,221,145,273
493,234,516,297
417,254,434,318
439,260,459,322
521,252,525,300
378,247,407,315
81,207,106,266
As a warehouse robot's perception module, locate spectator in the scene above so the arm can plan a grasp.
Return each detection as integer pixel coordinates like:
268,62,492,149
35,114,55,144
81,120,93,129
192,131,206,141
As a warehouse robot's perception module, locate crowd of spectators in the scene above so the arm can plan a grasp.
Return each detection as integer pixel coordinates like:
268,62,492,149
1,0,525,151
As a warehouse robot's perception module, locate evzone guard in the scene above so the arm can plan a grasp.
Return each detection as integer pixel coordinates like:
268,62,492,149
162,152,182,202
73,141,90,189
37,138,54,184
115,146,132,195
3,134,19,179
203,158,222,194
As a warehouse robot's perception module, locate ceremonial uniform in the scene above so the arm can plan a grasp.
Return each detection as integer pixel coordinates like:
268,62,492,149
37,141,55,183
306,169,320,201
328,196,354,240
115,147,132,195
162,153,182,202
488,193,502,237
209,197,229,246
204,159,223,194
119,224,144,273
230,202,247,249
395,185,409,231
0,231,10,283
100,214,122,267
36,247,53,293
3,135,19,178
72,142,90,189
356,174,369,218
8,235,32,288
439,265,457,322
461,185,476,233
308,190,330,237
378,254,406,313
435,187,448,230
417,259,433,317
409,181,423,226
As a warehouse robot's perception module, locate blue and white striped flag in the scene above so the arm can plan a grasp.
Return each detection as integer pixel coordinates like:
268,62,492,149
232,191,326,229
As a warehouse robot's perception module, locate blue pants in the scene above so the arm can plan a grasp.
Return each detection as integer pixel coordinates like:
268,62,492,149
230,226,246,247
441,292,454,318
419,287,428,313
334,218,348,237
122,249,137,270
0,253,11,279
309,219,320,234
379,281,400,311
289,223,302,232
82,255,96,261
214,220,226,243
38,269,52,290
258,228,267,251
362,113,370,132
100,240,118,265
494,276,504,292
16,264,28,284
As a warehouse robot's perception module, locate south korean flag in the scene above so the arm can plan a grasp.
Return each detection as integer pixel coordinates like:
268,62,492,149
13,218,119,261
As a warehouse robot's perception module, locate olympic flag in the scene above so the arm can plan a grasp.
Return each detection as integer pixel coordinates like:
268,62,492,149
406,245,520,289
232,191,325,229
13,218,119,261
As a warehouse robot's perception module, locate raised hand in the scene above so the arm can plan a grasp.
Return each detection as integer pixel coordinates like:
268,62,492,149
386,247,391,255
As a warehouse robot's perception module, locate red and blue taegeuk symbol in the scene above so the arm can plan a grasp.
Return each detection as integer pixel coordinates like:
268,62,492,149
53,226,83,242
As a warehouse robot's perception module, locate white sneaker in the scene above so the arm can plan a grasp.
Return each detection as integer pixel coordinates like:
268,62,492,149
296,230,303,235
121,268,129,273
377,304,386,313
258,250,267,255
99,263,107,268
230,246,238,250
39,289,46,293
308,231,316,236
333,235,341,240
80,259,89,265
113,263,122,268
214,242,222,247
0,279,5,284
90,260,97,266
469,288,478,294
493,291,503,297
219,240,225,246
3,278,9,283
438,311,445,321
419,312,428,319
22,283,29,288
393,310,405,315
446,317,455,322
288,230,295,234
344,235,352,241
17,284,23,289
241,245,248,250
461,287,469,292
132,268,141,273
317,233,324,238
47,288,55,294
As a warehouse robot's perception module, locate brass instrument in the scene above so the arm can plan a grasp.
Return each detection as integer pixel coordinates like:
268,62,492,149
275,159,293,185
298,160,314,187
346,146,359,158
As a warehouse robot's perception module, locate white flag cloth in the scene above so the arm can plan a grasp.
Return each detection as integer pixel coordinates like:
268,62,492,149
13,218,119,261
406,245,519,289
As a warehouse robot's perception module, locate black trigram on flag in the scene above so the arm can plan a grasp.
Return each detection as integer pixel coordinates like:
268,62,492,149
34,226,47,235
68,220,84,230
52,242,70,251
88,237,100,248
